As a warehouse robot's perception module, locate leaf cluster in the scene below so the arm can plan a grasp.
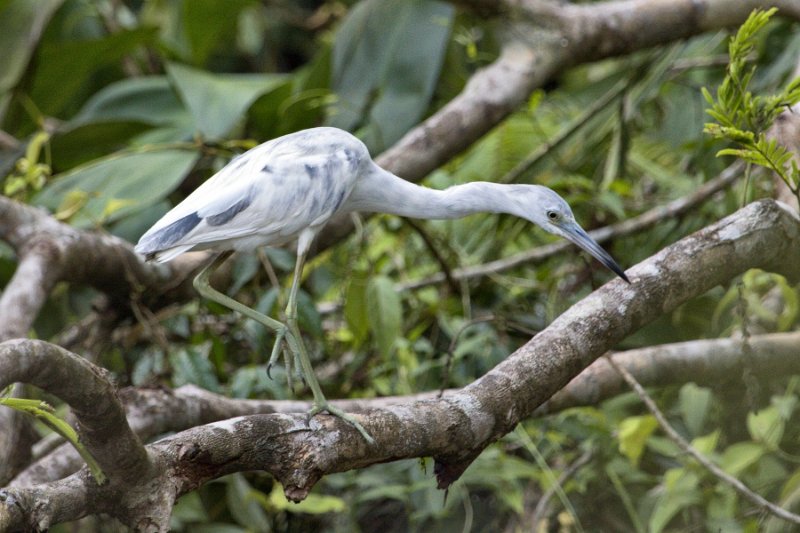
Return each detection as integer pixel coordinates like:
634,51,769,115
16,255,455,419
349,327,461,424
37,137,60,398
703,8,800,201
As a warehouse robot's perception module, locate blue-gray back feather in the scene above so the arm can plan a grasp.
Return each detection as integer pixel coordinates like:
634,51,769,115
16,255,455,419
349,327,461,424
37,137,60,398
135,127,369,262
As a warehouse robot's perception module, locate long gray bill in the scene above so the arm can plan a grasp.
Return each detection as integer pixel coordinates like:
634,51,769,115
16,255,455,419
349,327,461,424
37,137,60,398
563,224,630,283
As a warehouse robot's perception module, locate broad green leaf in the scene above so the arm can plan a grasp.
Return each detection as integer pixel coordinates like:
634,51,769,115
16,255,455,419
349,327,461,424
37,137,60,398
242,287,280,353
35,149,198,227
0,0,63,94
225,473,270,531
245,78,295,137
268,482,346,514
296,289,323,339
344,275,370,345
229,365,286,400
131,349,166,387
170,491,209,528
184,525,246,533
357,483,412,503
772,393,798,420
649,468,701,533
250,45,331,139
366,275,402,358
31,27,159,117
780,467,800,501
167,62,287,139
679,383,712,437
182,0,256,66
720,441,765,476
168,344,221,392
747,405,784,449
329,0,454,151
690,430,719,456
69,76,188,128
228,254,261,296
617,415,658,466
50,121,156,171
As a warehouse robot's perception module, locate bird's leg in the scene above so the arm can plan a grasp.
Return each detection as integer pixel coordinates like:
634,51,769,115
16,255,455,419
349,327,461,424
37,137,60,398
193,251,295,387
284,250,375,444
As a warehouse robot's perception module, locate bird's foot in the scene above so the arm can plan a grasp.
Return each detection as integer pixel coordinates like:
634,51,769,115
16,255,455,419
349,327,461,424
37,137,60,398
266,326,297,382
307,402,375,445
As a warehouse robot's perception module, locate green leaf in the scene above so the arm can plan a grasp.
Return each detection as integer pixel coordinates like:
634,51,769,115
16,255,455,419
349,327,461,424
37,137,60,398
617,415,658,466
0,0,63,94
690,430,719,456
35,149,198,227
50,121,157,171
167,62,287,140
649,468,701,533
225,473,270,531
268,482,346,514
366,275,402,358
296,289,323,339
182,0,256,66
747,405,784,449
344,275,370,345
679,383,712,437
329,0,454,151
69,76,189,128
31,27,159,117
184,525,247,533
0,396,106,484
720,441,765,476
169,344,221,392
170,491,209,528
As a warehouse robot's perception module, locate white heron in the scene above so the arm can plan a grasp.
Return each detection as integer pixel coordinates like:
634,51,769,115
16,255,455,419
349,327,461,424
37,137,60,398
135,126,629,443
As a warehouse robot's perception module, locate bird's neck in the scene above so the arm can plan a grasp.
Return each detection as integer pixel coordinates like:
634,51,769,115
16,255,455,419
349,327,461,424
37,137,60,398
345,164,520,220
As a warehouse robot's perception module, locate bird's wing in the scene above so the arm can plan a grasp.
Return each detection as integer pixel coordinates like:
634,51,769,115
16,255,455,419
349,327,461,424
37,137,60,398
135,137,361,259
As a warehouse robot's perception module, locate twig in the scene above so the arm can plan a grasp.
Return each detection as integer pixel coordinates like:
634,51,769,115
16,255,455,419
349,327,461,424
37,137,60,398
403,218,462,297
500,78,629,185
399,161,743,291
530,447,594,529
317,163,743,315
317,161,742,316
438,315,495,397
257,249,283,292
606,353,800,526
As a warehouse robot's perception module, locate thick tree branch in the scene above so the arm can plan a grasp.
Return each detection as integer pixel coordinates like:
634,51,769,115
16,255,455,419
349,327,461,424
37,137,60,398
0,197,210,483
607,353,800,526
316,0,800,248
538,331,800,416
0,197,206,310
3,200,800,531
0,340,148,483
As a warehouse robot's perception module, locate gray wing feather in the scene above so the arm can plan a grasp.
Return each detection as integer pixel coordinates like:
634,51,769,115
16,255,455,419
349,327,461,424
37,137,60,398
135,128,365,258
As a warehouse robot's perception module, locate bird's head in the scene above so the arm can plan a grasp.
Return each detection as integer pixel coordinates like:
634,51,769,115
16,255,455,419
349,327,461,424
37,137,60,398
512,185,630,283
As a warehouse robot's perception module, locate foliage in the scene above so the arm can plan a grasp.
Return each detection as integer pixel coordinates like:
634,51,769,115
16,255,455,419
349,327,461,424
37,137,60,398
0,386,105,484
0,1,799,532
703,8,800,203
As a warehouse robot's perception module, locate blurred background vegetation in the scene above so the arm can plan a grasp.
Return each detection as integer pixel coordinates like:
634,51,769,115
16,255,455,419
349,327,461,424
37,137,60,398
2,0,800,531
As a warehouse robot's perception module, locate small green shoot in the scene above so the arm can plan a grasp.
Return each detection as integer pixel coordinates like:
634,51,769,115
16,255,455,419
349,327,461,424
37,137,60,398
0,388,107,484
3,131,52,200
702,8,800,204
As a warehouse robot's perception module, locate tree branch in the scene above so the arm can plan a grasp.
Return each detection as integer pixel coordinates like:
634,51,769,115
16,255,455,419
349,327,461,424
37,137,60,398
316,0,800,248
3,199,800,530
606,352,800,526
0,340,148,483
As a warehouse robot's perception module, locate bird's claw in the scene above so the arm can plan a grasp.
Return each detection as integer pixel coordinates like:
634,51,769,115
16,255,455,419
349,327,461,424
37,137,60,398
266,325,294,381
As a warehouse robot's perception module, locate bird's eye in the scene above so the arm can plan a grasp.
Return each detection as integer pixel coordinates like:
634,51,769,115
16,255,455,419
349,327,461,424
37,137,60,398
546,210,559,221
